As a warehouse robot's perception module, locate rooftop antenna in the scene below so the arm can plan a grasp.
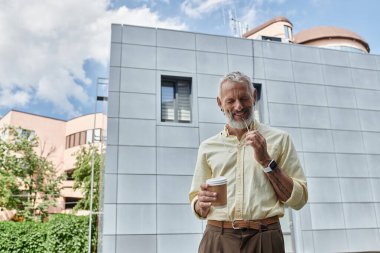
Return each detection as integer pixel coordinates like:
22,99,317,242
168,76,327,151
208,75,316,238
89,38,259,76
228,9,235,36
229,10,240,37
229,7,244,37
222,7,226,25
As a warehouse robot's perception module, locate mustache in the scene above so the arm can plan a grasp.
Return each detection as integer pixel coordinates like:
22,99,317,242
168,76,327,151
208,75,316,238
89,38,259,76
225,109,250,118
225,109,251,131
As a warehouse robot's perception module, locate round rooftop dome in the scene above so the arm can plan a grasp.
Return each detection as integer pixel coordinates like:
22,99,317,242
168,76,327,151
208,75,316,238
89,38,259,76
293,26,370,53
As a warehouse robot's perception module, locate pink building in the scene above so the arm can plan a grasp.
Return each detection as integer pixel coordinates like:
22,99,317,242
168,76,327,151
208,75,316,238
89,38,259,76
0,110,107,216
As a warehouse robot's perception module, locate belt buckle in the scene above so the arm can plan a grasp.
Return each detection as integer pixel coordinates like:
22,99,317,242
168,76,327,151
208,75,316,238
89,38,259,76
232,220,243,230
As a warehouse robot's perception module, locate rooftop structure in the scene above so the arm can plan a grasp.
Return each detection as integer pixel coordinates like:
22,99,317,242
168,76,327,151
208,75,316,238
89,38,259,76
243,16,370,53
243,16,293,43
294,26,370,53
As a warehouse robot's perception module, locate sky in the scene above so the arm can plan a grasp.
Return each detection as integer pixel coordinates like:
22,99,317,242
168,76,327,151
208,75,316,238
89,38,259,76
1,0,379,120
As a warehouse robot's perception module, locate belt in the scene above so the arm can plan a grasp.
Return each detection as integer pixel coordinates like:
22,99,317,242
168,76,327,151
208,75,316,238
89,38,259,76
207,216,279,230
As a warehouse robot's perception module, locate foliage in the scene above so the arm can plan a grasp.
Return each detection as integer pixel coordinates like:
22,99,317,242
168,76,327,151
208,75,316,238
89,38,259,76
0,214,97,253
72,146,104,212
45,214,97,253
0,126,63,221
0,219,47,253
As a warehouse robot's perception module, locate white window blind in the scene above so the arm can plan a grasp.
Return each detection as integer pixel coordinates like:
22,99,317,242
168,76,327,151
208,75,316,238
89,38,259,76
161,76,192,123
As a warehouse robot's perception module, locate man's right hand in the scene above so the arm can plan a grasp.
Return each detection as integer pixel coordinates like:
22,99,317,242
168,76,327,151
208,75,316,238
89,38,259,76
195,183,217,218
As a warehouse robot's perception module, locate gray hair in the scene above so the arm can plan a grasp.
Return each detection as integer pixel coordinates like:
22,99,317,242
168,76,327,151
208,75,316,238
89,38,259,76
218,71,253,96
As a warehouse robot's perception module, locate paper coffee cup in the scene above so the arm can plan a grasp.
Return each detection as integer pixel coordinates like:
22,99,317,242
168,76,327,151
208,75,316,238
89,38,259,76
206,176,227,206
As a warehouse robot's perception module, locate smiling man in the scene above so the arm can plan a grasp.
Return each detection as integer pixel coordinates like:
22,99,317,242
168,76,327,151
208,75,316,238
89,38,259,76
189,71,308,253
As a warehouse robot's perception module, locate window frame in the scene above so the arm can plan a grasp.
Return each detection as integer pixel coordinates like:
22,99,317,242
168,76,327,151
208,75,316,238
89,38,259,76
65,169,74,181
94,128,102,142
66,136,70,149
284,25,292,40
261,35,282,42
64,197,81,209
74,132,80,146
161,75,192,123
69,134,75,148
86,129,93,144
79,131,86,145
65,129,103,149
156,71,198,127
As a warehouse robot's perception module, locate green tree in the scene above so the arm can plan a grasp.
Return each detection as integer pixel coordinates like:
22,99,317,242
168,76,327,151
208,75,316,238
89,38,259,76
0,126,63,221
72,146,103,212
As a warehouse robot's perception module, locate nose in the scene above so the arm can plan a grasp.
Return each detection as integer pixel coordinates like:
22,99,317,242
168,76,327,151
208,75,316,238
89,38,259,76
234,100,243,111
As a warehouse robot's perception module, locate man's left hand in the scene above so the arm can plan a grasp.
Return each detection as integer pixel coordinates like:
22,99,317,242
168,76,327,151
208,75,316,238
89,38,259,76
245,130,271,167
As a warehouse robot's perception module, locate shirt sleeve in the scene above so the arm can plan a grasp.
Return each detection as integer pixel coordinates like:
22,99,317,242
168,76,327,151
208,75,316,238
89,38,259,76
189,142,212,219
278,134,308,210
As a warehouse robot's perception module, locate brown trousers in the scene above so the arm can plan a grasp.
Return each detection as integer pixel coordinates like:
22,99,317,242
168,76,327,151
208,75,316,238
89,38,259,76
198,223,285,253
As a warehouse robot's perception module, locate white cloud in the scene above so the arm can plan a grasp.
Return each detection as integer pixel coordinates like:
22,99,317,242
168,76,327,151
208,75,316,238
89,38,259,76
181,0,232,18
235,0,287,34
240,8,257,31
0,89,30,108
0,0,186,117
255,0,286,5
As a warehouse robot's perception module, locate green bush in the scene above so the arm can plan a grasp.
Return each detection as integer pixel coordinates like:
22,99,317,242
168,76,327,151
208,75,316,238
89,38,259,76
0,221,47,253
0,214,97,253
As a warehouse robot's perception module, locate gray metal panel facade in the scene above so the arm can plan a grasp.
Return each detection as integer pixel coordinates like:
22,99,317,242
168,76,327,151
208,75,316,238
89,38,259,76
102,24,380,253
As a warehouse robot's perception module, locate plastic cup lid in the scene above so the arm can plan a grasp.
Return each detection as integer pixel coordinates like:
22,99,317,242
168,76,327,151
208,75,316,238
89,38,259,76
206,176,227,186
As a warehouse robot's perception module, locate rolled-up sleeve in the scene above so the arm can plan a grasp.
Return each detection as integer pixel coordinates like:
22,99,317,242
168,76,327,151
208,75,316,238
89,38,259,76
285,178,308,210
279,134,308,210
189,143,212,219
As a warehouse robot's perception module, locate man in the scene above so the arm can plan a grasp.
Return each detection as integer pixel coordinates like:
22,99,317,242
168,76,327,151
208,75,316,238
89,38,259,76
189,71,308,253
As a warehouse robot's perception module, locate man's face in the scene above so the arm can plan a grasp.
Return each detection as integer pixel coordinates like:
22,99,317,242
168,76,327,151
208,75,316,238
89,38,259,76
217,80,256,129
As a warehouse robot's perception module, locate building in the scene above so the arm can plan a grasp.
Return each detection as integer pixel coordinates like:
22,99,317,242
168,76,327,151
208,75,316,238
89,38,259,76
293,26,370,53
0,110,107,214
101,19,380,253
243,16,294,43
243,16,370,53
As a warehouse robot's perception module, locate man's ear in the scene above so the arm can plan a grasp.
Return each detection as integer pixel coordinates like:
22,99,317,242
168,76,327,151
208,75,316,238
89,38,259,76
217,96,223,111
252,89,257,104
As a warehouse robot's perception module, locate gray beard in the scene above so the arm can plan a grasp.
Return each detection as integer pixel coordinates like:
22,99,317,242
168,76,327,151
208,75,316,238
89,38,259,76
226,110,255,130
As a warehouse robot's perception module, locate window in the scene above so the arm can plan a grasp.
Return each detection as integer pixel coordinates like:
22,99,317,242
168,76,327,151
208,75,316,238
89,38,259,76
86,129,93,144
64,197,81,209
65,129,103,149
261,36,282,42
0,129,9,141
94,129,101,142
66,136,70,149
161,76,192,123
66,170,74,181
284,25,292,40
16,128,35,140
253,83,262,101
80,131,86,145
69,134,75,148
74,132,80,146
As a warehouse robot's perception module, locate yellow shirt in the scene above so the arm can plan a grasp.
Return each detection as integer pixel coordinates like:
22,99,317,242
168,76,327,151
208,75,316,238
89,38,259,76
189,120,308,221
